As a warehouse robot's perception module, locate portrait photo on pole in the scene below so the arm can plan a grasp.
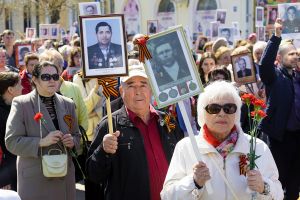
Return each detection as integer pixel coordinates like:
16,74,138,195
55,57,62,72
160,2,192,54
147,20,158,35
278,3,300,39
15,44,33,67
39,24,50,39
144,26,203,108
79,14,128,78
256,6,264,27
266,5,278,27
216,9,227,24
231,52,256,84
25,28,36,39
79,2,101,15
210,21,219,39
218,27,234,46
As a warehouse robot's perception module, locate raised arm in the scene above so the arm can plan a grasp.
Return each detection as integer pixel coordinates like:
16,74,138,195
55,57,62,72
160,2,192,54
259,18,282,85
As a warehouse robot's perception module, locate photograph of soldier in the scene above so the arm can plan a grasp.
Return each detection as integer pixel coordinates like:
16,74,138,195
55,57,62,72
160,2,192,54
26,28,36,39
282,5,300,33
148,22,157,34
87,21,123,69
149,31,192,91
216,10,226,24
235,57,252,78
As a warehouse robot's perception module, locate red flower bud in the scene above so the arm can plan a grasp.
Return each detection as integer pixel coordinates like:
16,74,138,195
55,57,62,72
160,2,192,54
34,112,43,122
253,99,266,109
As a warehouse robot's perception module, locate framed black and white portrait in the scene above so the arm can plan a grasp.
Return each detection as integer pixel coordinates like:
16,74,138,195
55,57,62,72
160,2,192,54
26,28,36,39
39,24,59,39
231,52,256,84
15,44,33,67
216,9,227,24
210,21,219,39
256,6,264,27
147,20,158,35
79,2,101,15
218,27,234,46
79,14,128,78
278,3,300,39
144,26,203,108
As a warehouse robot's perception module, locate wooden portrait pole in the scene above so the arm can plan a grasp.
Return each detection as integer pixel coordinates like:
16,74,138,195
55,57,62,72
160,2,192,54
106,97,113,134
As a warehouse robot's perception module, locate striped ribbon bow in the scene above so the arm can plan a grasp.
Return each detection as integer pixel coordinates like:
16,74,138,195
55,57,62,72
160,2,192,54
164,114,176,133
97,78,119,99
133,35,152,63
239,154,249,176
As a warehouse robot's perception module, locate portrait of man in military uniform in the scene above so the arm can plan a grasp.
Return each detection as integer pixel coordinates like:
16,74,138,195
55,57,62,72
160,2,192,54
282,5,300,34
87,21,123,69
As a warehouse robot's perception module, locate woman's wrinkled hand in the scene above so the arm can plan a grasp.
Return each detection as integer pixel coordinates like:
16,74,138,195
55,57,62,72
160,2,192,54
193,161,211,187
39,130,63,147
247,170,264,193
61,133,74,148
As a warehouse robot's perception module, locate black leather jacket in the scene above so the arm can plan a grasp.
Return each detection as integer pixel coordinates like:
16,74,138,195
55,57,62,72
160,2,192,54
86,105,183,200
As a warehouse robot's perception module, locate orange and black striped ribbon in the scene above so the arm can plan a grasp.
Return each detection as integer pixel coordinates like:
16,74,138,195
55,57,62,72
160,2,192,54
239,154,249,176
134,35,152,63
98,78,119,99
164,114,176,133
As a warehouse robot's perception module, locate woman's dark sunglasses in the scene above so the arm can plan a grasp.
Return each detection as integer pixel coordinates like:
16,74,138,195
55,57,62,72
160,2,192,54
40,73,60,81
205,103,237,114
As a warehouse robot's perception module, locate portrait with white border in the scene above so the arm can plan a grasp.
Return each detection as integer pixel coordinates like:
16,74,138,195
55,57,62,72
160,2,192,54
231,52,256,85
79,2,101,15
79,14,128,78
144,26,203,109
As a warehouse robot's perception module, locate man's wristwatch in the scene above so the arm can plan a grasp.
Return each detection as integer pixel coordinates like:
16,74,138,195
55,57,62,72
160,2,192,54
261,182,270,195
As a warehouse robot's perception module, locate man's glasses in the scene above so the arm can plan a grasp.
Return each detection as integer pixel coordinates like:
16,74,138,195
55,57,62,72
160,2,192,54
205,103,237,114
40,74,60,81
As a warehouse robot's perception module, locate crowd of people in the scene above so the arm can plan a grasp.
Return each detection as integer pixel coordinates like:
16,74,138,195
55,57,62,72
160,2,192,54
0,16,299,200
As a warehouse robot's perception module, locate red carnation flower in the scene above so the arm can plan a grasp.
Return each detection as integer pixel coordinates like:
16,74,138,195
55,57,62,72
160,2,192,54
253,99,266,109
34,112,43,122
241,93,256,105
251,110,267,119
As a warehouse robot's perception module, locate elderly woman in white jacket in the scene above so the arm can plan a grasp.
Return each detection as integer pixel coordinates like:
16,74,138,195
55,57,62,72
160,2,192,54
161,81,283,200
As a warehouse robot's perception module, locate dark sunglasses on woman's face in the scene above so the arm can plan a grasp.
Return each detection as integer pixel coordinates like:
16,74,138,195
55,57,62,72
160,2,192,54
40,73,60,81
205,103,237,114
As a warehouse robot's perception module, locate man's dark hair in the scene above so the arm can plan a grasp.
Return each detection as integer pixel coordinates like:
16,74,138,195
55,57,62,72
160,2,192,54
221,28,231,35
20,47,30,55
287,6,297,13
95,22,112,34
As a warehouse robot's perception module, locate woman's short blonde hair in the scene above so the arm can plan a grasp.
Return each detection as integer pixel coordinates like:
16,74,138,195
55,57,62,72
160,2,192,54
197,81,242,130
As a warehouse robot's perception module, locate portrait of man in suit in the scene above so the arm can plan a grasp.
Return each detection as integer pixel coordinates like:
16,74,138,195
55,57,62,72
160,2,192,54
87,21,123,69
151,35,191,90
220,28,233,45
236,57,252,78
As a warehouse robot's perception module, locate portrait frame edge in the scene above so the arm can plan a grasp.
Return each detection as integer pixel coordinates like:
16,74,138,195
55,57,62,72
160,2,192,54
144,25,204,109
79,14,128,79
231,52,257,85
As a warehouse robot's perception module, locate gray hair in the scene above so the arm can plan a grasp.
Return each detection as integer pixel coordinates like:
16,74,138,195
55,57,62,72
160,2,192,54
253,41,267,53
197,81,242,130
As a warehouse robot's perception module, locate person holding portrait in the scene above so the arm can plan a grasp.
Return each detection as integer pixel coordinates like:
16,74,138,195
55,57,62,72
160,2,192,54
152,37,191,88
236,57,252,78
86,64,183,200
161,81,283,200
87,22,123,69
5,61,81,200
282,5,300,33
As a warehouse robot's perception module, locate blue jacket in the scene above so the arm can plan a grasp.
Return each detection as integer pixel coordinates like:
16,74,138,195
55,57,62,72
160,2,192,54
259,35,294,141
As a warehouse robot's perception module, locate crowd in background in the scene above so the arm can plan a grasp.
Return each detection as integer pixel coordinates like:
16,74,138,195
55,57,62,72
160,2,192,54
0,16,299,200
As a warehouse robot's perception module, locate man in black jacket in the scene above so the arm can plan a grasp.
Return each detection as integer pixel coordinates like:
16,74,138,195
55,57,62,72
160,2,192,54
87,64,183,200
87,22,123,69
259,18,300,200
